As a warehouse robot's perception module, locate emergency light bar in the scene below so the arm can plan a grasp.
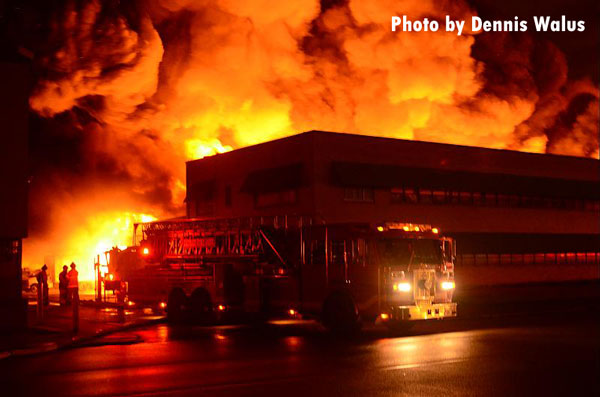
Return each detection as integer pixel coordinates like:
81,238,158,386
379,223,439,233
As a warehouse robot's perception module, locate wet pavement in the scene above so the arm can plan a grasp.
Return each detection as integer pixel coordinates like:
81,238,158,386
0,296,162,358
2,310,599,396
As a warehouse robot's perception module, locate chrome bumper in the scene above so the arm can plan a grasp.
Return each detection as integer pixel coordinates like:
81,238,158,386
387,302,457,321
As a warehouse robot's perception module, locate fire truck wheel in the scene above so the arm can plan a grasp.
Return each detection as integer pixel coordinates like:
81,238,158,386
190,288,213,324
322,292,361,334
167,288,187,323
30,283,38,294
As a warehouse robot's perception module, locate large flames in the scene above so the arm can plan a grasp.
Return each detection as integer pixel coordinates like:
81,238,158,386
22,189,158,282
23,0,598,280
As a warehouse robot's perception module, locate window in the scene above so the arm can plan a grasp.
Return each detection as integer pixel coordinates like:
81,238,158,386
388,184,596,212
391,188,403,203
448,190,460,205
419,188,433,204
460,191,473,205
472,192,483,206
483,192,496,207
344,187,374,202
349,238,367,266
330,240,346,265
520,195,533,208
432,190,446,204
404,188,418,203
497,194,509,207
11,239,21,255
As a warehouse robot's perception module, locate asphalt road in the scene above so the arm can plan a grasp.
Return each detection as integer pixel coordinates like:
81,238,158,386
3,311,599,397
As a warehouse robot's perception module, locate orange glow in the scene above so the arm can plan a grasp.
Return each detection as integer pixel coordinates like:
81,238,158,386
185,139,233,160
414,226,420,232
377,226,384,232
108,273,114,281
288,309,296,316
142,247,150,256
380,313,389,320
217,304,226,311
23,209,157,284
159,302,167,309
29,0,599,162
23,0,599,279
127,300,135,307
432,228,439,234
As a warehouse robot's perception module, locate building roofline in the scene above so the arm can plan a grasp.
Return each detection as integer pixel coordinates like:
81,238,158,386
186,130,599,165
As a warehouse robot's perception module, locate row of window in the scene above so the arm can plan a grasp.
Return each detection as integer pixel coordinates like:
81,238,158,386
458,252,600,266
189,185,599,212
343,187,600,212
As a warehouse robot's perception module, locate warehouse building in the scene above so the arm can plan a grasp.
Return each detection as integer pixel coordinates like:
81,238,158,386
185,131,599,276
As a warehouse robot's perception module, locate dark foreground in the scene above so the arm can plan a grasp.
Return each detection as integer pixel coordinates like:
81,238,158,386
2,308,599,397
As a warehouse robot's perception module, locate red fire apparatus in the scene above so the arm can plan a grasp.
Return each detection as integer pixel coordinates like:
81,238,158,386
107,215,457,330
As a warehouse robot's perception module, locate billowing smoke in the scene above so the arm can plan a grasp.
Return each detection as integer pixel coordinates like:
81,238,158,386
23,0,598,278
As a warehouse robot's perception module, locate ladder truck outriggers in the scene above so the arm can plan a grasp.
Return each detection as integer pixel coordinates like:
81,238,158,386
111,215,457,330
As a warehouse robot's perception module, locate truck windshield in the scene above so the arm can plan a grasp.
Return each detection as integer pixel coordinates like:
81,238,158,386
376,238,442,266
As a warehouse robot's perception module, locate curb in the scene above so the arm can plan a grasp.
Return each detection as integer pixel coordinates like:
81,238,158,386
64,317,165,350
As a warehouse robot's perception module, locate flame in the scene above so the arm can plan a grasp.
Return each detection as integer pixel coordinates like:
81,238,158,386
29,0,598,159
23,0,598,273
23,203,157,282
185,138,232,160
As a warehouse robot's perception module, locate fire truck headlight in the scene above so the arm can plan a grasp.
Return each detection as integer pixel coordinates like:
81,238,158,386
142,247,150,256
393,282,411,292
441,281,455,290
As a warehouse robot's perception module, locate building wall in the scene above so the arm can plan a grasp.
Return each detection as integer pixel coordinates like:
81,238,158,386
0,59,31,330
186,133,317,219
309,132,599,234
185,131,599,276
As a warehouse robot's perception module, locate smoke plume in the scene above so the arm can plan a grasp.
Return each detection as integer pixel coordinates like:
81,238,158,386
23,0,599,278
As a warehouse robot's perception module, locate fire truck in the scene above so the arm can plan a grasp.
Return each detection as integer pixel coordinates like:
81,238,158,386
110,215,457,330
